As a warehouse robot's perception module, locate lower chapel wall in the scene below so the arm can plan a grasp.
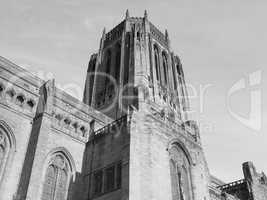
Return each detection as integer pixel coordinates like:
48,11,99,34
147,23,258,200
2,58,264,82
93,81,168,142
81,115,130,200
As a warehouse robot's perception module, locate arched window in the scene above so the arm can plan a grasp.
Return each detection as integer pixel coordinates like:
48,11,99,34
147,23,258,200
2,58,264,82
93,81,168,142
41,152,73,200
115,44,121,82
176,64,182,76
105,50,112,78
104,50,112,96
169,143,192,200
0,122,14,183
153,45,160,82
162,52,168,85
176,63,186,108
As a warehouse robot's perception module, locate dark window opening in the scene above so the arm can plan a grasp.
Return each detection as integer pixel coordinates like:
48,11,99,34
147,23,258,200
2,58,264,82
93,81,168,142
105,166,115,192
0,84,4,93
172,60,177,89
162,53,168,85
153,45,160,81
16,95,25,105
92,162,122,197
116,162,122,188
27,100,35,108
177,64,182,76
105,50,112,77
115,44,121,82
93,170,103,195
137,31,141,41
104,50,112,98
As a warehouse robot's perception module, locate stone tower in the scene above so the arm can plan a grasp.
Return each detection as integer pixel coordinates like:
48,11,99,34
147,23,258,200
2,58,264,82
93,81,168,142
82,11,211,200
0,10,266,200
83,10,189,121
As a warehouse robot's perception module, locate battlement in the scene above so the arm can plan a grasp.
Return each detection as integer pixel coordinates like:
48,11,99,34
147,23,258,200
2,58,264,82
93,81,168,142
92,114,128,140
149,22,168,48
217,179,246,191
101,12,169,49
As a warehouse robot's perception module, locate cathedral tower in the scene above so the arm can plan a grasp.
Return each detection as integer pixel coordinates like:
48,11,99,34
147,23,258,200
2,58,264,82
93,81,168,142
83,10,189,121
82,11,211,200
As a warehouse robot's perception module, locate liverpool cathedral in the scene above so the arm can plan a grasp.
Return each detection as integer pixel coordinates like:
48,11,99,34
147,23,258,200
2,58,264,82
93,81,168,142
0,11,266,200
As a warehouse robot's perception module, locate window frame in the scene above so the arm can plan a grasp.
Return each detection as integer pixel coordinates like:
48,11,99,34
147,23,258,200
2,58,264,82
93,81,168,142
92,161,122,197
0,121,15,188
39,150,75,200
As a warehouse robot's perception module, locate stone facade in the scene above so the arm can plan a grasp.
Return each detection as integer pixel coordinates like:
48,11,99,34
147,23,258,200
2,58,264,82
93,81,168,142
0,10,266,200
0,57,111,200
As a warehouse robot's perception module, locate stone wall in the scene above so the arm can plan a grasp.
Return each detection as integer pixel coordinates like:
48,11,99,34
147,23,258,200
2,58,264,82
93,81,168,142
0,57,112,200
129,103,211,200
243,162,267,200
0,56,41,200
82,115,130,200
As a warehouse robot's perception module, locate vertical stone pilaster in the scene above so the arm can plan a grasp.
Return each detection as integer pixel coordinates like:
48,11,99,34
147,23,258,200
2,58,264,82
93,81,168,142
91,29,106,108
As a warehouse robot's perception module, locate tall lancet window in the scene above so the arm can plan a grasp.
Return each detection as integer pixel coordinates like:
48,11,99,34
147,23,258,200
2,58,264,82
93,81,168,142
0,122,14,183
176,63,186,108
41,153,72,200
153,45,160,82
162,52,168,85
0,132,7,179
169,143,192,200
176,63,182,77
104,50,112,96
105,50,112,81
172,59,177,90
115,43,121,83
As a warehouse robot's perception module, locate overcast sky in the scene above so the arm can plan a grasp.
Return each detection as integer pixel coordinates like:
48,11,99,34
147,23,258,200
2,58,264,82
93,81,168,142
0,0,267,183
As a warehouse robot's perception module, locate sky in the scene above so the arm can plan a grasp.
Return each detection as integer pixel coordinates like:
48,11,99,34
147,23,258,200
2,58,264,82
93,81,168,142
0,0,267,183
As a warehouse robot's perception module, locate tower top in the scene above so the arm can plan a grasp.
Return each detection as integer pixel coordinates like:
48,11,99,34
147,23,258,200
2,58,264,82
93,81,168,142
84,11,190,122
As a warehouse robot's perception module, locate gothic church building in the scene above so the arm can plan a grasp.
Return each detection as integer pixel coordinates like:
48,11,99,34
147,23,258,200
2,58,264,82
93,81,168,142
0,11,266,200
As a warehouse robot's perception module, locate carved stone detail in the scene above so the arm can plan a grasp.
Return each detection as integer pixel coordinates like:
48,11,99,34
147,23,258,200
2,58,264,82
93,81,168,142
0,81,37,113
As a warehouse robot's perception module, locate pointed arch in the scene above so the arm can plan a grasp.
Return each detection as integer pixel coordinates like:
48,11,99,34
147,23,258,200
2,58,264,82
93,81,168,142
0,120,16,149
167,139,193,166
0,120,16,185
153,44,160,82
168,139,193,200
45,147,76,179
40,147,76,200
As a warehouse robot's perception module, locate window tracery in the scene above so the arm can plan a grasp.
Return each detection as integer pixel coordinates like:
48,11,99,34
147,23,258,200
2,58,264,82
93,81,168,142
169,144,192,200
41,153,71,200
0,124,13,183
